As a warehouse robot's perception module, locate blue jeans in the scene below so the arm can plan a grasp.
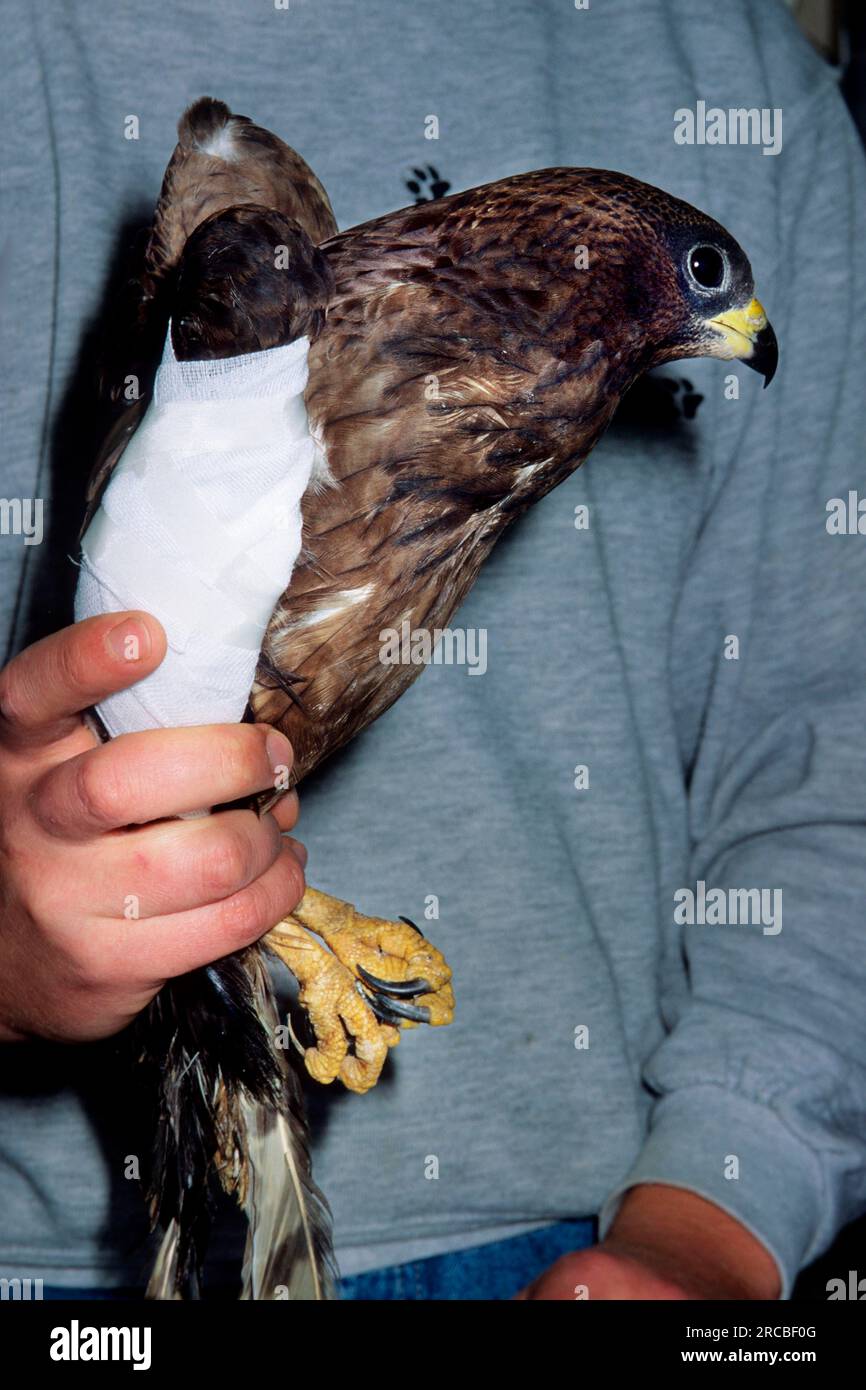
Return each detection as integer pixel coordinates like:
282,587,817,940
339,1218,597,1300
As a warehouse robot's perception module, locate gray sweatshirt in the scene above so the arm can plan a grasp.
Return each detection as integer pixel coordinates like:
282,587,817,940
1,0,865,1297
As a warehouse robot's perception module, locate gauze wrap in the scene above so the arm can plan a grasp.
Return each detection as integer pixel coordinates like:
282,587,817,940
74,331,317,736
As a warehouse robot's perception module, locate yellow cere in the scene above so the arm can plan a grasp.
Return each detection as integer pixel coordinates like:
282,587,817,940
706,297,769,359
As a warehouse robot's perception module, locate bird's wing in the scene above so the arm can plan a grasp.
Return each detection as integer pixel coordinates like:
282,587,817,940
80,100,340,1300
85,97,336,529
149,96,336,273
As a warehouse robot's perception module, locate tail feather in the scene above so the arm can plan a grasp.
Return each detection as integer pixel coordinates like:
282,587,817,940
134,947,334,1300
145,1219,185,1301
239,956,334,1301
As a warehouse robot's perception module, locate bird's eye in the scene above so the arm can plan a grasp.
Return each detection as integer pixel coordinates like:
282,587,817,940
687,244,727,291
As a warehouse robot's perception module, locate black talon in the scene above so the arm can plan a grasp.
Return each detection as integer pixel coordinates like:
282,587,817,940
367,996,411,1027
399,915,426,938
354,979,394,1023
357,964,433,998
364,989,431,1025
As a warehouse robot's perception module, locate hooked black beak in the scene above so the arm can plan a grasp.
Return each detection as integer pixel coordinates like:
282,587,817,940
741,320,778,388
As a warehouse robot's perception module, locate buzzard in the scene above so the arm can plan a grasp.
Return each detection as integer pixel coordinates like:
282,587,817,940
83,97,777,1299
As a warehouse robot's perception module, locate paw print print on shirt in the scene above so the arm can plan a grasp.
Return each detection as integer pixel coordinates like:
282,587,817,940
612,372,705,435
660,377,704,420
405,165,451,203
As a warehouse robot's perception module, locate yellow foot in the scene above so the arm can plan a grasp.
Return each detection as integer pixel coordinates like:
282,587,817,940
264,887,454,1095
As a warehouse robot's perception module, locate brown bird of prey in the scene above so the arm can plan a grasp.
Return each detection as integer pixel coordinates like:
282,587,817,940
85,97,777,1300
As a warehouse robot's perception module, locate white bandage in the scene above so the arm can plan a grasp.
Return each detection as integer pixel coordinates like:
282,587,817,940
75,329,317,736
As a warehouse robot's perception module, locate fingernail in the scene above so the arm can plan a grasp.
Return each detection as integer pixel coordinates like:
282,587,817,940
266,728,293,781
108,618,151,663
283,835,308,867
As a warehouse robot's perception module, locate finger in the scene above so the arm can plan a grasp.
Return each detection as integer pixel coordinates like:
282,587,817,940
81,809,284,918
271,789,300,832
118,841,307,980
281,834,307,868
0,613,166,751
31,723,294,839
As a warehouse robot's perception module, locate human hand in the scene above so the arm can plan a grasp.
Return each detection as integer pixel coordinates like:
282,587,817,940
515,1184,781,1300
0,611,305,1042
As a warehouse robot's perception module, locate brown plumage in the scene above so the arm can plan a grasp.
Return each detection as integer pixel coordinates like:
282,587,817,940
85,97,777,1298
255,176,774,778
171,204,334,360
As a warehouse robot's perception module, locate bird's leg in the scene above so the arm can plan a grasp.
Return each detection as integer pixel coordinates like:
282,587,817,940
264,887,454,1095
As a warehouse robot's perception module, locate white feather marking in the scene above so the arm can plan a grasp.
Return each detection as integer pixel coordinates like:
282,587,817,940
307,437,336,491
293,585,375,630
197,123,240,162
516,455,554,482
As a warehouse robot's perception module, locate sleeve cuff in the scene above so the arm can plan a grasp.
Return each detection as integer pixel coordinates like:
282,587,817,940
597,1086,827,1299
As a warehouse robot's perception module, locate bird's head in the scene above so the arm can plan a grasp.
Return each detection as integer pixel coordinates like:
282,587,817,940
634,197,778,388
439,169,778,392
552,169,778,389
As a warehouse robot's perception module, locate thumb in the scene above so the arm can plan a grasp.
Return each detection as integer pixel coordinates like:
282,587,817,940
0,611,167,750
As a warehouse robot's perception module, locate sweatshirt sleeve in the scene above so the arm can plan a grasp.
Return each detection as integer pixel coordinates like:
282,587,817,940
599,77,866,1299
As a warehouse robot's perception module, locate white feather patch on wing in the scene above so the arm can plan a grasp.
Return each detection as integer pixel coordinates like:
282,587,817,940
196,122,241,161
291,584,375,631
